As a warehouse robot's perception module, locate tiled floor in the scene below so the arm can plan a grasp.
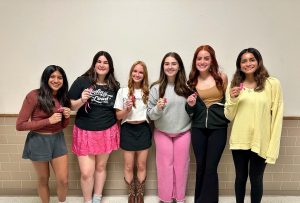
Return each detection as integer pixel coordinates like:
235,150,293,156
0,196,299,203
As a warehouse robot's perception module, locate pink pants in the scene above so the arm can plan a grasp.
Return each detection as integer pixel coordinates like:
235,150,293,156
154,129,191,202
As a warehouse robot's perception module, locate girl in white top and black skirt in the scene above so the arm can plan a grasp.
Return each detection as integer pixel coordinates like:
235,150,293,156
114,61,152,203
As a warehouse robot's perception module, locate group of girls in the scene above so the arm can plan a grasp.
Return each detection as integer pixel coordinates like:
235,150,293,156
16,45,283,203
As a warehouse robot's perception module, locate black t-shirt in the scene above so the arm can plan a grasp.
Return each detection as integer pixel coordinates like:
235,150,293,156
69,76,117,131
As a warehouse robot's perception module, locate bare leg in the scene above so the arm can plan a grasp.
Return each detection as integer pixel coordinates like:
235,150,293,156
136,149,148,203
93,154,110,196
123,150,135,182
51,154,68,202
32,161,50,203
78,155,96,202
136,149,149,182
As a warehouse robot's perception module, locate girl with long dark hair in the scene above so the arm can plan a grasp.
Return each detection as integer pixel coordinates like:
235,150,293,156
147,52,192,203
68,51,120,203
16,65,71,203
225,48,283,203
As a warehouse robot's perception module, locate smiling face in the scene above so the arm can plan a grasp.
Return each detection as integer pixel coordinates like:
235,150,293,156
240,52,258,75
94,55,110,77
48,70,63,94
131,63,144,85
163,56,179,81
196,50,212,73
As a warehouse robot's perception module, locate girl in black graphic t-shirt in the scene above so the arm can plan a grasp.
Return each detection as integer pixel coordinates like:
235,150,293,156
69,51,120,203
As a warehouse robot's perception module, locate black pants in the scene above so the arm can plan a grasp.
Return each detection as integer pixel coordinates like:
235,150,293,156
232,150,267,203
191,127,227,203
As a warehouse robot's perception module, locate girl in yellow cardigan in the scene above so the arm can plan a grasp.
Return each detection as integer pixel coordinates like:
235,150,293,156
225,48,283,203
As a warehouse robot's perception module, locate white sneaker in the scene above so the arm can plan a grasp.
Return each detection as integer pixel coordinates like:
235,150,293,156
92,194,102,203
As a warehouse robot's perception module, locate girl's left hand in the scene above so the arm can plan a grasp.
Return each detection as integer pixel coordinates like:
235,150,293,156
62,107,71,118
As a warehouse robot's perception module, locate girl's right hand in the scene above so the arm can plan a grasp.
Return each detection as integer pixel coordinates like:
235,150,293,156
156,98,166,110
81,88,91,103
230,86,241,98
187,93,197,107
49,113,62,124
124,99,133,111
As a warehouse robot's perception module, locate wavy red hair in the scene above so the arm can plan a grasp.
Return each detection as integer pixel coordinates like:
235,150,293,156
187,45,224,92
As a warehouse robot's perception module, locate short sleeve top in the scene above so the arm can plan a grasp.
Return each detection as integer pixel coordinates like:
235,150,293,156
69,76,117,131
114,87,149,124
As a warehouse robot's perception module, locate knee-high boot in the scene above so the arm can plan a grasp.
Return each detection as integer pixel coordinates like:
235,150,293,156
124,178,136,203
136,177,146,203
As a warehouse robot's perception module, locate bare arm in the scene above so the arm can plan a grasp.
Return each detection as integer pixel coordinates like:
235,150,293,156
220,71,228,92
115,99,133,120
70,88,91,111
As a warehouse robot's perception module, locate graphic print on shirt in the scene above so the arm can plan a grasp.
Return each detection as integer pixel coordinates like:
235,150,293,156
90,87,115,106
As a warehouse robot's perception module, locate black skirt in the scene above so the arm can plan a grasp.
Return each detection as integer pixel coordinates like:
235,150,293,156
120,122,152,151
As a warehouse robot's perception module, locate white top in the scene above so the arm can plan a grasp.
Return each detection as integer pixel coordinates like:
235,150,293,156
114,87,149,124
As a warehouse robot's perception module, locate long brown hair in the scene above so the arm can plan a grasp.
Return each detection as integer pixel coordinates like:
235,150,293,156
187,45,224,92
128,61,149,105
151,52,191,98
82,51,120,91
231,48,269,91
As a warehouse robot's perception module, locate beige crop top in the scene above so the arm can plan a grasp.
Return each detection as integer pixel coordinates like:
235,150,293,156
197,86,224,107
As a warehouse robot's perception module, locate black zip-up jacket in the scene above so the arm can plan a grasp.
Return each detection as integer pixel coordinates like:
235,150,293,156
185,96,229,129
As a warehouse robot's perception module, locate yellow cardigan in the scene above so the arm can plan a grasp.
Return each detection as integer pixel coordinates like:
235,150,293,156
225,77,283,164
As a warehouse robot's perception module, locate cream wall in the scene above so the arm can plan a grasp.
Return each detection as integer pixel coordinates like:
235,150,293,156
1,0,300,115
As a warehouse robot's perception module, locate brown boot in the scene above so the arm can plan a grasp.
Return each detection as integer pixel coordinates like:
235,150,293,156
136,177,146,203
124,178,136,203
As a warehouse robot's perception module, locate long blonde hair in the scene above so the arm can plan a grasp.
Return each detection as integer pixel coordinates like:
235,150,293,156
128,61,149,106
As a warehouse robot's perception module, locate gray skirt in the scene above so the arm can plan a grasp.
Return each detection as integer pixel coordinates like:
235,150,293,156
22,131,68,161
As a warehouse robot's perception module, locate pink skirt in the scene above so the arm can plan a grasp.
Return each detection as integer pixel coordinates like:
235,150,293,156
72,123,120,156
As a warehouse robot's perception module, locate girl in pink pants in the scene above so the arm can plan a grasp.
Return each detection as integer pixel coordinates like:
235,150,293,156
148,52,192,203
154,129,191,202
